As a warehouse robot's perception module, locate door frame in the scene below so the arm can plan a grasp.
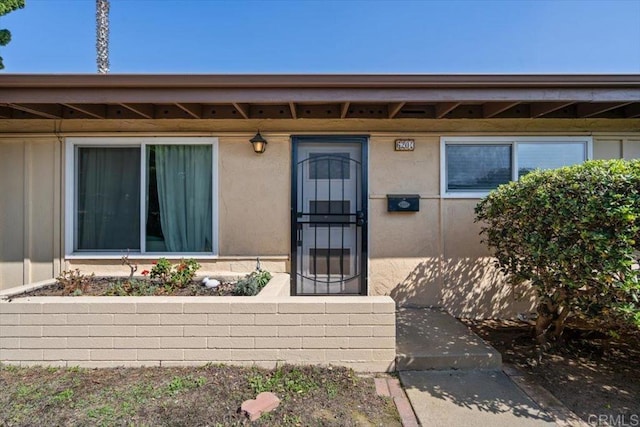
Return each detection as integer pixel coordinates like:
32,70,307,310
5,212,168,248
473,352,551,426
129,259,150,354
290,135,369,296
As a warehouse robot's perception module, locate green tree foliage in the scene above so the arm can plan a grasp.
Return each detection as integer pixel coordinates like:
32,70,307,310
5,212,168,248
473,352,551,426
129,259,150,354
475,160,640,343
0,0,25,70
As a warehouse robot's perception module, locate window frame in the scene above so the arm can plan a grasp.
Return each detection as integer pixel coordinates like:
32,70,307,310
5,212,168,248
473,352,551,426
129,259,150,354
440,136,593,198
65,137,219,258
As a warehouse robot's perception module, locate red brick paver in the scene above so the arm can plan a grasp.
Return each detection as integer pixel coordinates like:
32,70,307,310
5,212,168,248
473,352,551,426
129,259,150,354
374,377,391,396
373,378,420,427
387,378,405,399
240,392,280,421
394,395,420,427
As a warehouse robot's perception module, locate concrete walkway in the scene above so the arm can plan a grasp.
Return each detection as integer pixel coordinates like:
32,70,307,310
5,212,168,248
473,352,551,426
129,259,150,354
396,308,557,426
400,370,555,427
396,307,501,370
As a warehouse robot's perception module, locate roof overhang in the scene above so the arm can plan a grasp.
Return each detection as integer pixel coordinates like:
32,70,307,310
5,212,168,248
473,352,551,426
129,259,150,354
1,74,639,120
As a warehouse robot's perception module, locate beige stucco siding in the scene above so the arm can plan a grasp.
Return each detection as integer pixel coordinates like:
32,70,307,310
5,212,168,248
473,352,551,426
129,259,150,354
366,135,536,317
218,135,290,256
367,135,442,308
440,199,536,318
1,123,639,318
369,135,440,195
368,132,640,317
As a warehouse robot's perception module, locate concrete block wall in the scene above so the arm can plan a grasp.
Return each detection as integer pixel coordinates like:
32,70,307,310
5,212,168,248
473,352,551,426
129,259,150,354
0,292,396,372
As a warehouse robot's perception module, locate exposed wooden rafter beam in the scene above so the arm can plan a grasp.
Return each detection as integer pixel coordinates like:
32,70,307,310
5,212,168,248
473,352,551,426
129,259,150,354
341,102,350,119
7,103,63,119
483,102,519,118
3,87,640,105
623,103,640,118
289,102,297,119
577,102,632,118
62,103,106,119
175,103,201,119
232,103,249,119
388,102,405,119
435,102,460,118
530,101,574,118
119,103,154,119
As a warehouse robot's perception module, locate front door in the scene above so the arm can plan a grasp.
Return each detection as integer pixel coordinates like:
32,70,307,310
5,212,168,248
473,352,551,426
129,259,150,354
291,136,368,295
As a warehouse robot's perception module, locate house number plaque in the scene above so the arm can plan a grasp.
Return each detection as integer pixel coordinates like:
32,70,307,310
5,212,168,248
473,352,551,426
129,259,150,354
395,139,415,151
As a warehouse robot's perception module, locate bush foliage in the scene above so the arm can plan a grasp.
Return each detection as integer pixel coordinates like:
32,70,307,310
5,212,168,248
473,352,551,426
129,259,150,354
233,270,272,296
475,159,640,342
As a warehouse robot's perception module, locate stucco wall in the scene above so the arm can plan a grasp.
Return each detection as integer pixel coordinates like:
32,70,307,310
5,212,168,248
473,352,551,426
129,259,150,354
368,133,640,317
218,135,290,256
366,136,536,318
1,122,639,318
0,134,290,290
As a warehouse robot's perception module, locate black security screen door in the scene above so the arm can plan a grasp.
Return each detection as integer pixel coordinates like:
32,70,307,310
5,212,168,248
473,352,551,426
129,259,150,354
291,136,368,295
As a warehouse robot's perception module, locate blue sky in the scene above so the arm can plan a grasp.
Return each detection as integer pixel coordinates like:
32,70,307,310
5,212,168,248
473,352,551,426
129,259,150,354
1,0,639,73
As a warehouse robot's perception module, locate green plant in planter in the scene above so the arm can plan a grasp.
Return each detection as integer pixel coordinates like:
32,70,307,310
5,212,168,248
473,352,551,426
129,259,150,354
105,279,159,296
57,269,94,295
233,270,272,296
149,258,201,290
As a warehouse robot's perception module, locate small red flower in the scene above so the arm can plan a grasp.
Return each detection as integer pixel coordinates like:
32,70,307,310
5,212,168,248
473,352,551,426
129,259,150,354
152,261,157,265
141,270,150,276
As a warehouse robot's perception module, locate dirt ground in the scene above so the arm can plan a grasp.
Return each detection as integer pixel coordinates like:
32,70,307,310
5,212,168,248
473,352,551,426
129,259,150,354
13,278,237,297
463,319,640,423
0,364,400,426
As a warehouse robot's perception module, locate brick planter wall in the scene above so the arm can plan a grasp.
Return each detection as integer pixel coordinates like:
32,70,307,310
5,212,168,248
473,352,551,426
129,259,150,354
0,275,396,372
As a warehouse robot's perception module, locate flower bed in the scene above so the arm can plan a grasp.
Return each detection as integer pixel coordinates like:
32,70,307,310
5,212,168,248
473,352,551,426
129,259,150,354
12,277,239,297
9,258,272,298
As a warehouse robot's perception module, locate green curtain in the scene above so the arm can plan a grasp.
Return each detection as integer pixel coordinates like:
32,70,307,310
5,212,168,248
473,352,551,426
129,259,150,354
154,145,212,252
77,147,140,250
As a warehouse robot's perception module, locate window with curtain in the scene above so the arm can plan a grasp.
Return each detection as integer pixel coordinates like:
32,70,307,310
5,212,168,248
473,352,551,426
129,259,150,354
72,140,215,254
77,147,141,250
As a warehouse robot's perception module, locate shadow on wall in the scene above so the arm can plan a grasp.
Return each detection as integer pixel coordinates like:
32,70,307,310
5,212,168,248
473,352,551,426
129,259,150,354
390,257,537,319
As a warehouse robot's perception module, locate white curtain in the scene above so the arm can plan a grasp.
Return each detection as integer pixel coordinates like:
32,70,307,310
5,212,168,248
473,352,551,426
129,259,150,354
77,147,140,250
154,145,212,252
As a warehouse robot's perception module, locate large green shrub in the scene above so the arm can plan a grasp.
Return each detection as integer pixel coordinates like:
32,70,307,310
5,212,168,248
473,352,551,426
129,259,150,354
475,160,640,343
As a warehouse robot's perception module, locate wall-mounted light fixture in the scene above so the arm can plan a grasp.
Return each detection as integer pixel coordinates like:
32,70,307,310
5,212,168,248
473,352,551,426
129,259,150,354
250,131,268,154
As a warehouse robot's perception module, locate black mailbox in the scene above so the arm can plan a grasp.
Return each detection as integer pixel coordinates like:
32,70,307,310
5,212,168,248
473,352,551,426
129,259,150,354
387,194,420,212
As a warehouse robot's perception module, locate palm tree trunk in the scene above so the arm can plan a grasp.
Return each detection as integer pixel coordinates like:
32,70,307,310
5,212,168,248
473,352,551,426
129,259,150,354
96,0,110,74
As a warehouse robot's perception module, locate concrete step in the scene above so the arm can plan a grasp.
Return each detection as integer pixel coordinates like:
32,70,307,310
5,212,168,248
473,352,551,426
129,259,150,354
396,307,502,371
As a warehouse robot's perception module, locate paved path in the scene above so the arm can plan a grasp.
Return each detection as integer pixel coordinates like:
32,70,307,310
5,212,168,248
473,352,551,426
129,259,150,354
399,370,556,427
396,308,501,370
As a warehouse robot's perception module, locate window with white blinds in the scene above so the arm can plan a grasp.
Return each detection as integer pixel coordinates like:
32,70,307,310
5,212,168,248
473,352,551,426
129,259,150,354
441,137,591,197
446,144,512,192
